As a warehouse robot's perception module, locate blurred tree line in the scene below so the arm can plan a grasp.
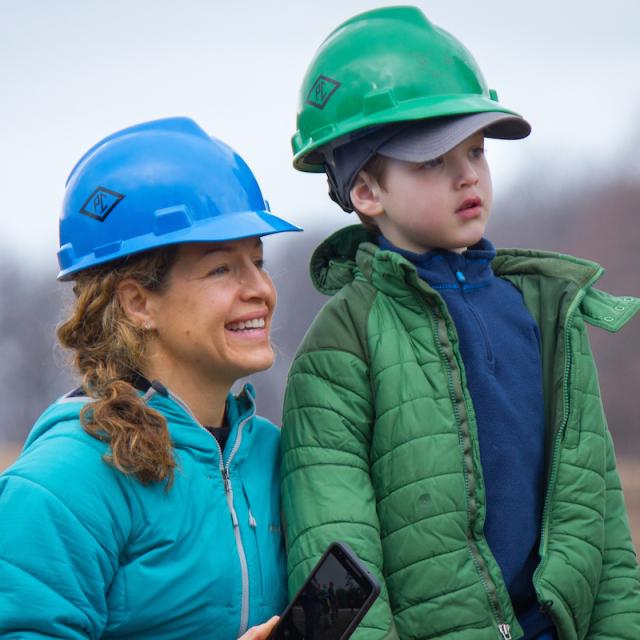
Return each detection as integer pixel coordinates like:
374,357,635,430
0,167,638,457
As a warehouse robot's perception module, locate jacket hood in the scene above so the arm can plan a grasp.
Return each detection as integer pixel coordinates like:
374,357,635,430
310,225,376,295
22,384,260,464
310,225,640,332
23,394,92,452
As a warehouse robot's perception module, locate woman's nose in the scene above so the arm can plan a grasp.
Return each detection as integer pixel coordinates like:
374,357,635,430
239,264,275,301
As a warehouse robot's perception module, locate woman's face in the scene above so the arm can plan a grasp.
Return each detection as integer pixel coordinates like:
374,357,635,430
145,237,276,388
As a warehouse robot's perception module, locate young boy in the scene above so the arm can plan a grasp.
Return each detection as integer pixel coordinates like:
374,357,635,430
280,6,640,640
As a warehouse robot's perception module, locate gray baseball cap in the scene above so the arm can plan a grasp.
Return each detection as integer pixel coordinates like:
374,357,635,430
325,111,531,212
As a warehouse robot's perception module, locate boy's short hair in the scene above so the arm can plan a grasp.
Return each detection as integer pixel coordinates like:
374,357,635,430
361,154,389,190
350,154,389,232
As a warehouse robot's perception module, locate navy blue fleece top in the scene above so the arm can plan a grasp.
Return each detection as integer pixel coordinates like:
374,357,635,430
379,236,554,639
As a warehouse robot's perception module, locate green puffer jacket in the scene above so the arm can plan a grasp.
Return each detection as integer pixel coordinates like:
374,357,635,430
281,226,640,640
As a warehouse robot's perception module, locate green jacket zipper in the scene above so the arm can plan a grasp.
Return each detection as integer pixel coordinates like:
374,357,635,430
533,267,603,608
427,298,512,640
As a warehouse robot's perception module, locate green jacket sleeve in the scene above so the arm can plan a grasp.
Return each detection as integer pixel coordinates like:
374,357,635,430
281,342,398,640
586,430,640,639
579,288,640,637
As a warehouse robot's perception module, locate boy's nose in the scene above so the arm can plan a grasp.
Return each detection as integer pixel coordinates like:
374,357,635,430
456,161,480,189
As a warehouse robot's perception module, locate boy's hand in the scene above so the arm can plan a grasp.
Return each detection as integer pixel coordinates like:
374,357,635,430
238,616,279,639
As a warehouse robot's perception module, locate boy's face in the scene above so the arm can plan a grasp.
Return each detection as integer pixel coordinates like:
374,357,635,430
355,132,492,254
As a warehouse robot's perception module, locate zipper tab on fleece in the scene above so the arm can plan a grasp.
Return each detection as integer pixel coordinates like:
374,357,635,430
456,270,466,283
498,623,512,639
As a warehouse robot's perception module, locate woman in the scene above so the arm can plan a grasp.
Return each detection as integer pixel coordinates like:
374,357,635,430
0,117,300,638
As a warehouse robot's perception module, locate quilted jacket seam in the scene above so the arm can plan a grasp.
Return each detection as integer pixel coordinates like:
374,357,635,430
287,519,380,561
381,507,466,540
392,579,479,617
0,557,93,631
371,434,458,468
376,471,461,506
383,541,468,569
2,474,119,562
553,498,604,520
281,459,368,483
383,545,470,582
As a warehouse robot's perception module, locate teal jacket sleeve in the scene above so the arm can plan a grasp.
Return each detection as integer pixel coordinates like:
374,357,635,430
0,432,129,639
586,430,640,639
281,345,398,640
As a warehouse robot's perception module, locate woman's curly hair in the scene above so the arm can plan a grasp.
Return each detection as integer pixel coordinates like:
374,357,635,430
57,246,179,487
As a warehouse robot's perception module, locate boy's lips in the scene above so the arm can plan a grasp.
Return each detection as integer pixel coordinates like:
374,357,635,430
456,196,483,219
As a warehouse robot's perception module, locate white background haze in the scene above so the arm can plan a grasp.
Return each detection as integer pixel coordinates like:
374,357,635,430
0,0,639,271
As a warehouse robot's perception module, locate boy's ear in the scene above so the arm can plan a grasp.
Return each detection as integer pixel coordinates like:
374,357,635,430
350,171,384,218
117,278,156,331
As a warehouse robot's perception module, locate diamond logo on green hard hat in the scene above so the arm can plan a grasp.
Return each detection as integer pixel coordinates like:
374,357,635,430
80,187,125,222
306,75,341,109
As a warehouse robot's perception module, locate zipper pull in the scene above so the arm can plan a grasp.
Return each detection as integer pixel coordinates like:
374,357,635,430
248,511,257,528
455,270,466,284
498,623,512,640
222,468,231,494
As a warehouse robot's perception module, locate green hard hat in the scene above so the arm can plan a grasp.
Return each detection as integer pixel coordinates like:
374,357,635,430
292,5,524,172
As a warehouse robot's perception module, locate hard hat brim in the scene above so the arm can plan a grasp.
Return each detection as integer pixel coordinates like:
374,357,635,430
293,95,524,172
57,210,301,281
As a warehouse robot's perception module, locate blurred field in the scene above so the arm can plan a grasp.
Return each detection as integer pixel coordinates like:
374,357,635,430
1,443,638,556
620,459,640,554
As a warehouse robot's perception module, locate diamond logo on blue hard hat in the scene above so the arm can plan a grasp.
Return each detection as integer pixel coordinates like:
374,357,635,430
306,75,341,109
80,187,125,222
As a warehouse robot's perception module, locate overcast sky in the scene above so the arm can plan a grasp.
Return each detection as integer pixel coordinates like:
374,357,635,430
1,0,639,272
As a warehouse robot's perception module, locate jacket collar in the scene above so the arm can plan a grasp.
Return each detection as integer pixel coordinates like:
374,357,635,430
310,224,605,297
29,382,258,466
378,235,497,287
145,383,257,459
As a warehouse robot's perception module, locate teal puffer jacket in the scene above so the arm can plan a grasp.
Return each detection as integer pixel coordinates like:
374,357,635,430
0,384,287,639
281,226,640,640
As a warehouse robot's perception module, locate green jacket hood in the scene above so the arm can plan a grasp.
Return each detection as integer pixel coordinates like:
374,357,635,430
310,225,640,332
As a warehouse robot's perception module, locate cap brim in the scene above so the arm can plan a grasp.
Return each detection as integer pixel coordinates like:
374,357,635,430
377,112,531,163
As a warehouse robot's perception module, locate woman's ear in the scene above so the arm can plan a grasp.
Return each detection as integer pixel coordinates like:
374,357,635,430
117,279,156,331
350,171,384,218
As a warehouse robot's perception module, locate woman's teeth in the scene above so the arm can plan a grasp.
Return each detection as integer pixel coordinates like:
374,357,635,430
226,318,266,331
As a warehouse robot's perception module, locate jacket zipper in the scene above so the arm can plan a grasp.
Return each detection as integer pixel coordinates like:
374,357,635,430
427,300,511,640
535,306,577,563
167,389,255,637
533,269,602,599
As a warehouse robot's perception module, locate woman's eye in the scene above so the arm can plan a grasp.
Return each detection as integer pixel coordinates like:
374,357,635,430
254,259,265,270
208,265,230,277
470,146,485,158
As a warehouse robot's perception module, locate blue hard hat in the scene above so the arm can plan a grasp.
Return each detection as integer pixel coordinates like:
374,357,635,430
57,117,301,279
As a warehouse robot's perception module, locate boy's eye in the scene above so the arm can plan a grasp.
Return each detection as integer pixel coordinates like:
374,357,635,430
470,146,485,158
421,157,443,169
254,258,265,270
